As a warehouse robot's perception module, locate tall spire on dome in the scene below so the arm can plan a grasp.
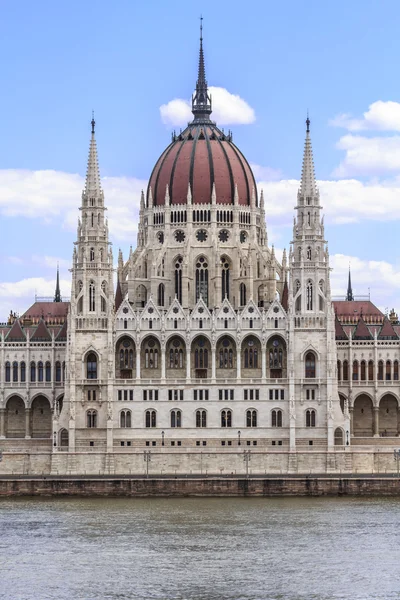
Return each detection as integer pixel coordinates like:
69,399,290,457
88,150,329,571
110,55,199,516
346,265,354,301
299,114,318,197
54,264,61,303
191,17,212,121
85,112,102,195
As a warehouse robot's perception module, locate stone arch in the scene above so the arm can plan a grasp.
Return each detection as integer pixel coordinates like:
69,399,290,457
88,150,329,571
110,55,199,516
140,335,161,378
115,335,136,379
353,393,373,437
136,284,147,308
31,395,52,438
59,428,68,448
334,427,344,446
379,393,399,436
191,335,211,379
166,335,186,377
216,334,236,378
55,394,64,418
5,395,25,438
266,334,287,379
241,334,262,378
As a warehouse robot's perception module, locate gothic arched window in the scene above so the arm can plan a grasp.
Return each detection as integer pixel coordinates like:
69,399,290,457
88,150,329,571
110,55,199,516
221,410,232,428
87,410,97,428
145,410,156,428
218,337,234,369
30,361,36,382
120,410,131,428
306,247,312,260
89,281,95,312
45,361,51,382
221,256,230,301
12,361,18,382
306,281,313,310
246,410,257,427
87,353,97,379
306,409,316,427
38,361,44,382
272,409,282,427
240,283,247,307
55,361,62,382
195,257,209,305
174,256,183,304
20,362,26,383
171,410,182,428
305,352,316,378
196,410,207,428
158,283,165,307
90,247,95,262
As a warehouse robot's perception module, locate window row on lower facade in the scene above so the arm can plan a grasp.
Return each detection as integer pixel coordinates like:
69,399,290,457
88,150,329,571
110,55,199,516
86,408,317,429
4,361,65,383
116,389,284,402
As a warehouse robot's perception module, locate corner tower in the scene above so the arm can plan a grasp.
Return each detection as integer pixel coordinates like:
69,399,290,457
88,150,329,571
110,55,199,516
63,117,115,454
288,118,347,456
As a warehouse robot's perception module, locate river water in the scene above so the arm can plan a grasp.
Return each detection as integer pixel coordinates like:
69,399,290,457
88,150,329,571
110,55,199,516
0,496,399,600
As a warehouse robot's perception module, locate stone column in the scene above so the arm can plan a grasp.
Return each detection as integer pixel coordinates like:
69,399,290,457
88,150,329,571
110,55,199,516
161,344,166,382
349,406,354,436
397,406,400,436
261,346,266,381
211,346,216,382
0,408,5,438
186,348,191,381
373,406,380,437
25,407,31,439
236,344,241,381
136,350,141,381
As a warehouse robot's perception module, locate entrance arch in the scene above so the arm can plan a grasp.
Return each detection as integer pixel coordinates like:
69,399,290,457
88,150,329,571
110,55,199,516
59,428,69,448
31,395,52,438
353,394,373,437
5,396,25,438
379,394,398,436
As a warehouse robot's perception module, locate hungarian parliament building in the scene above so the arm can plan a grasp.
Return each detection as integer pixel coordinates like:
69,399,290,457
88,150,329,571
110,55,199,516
1,34,399,476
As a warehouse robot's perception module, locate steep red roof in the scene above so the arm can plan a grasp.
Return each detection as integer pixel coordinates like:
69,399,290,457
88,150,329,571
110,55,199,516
21,301,69,320
378,317,398,340
335,315,348,340
31,319,52,342
333,300,383,319
6,319,26,341
55,320,68,341
353,316,372,340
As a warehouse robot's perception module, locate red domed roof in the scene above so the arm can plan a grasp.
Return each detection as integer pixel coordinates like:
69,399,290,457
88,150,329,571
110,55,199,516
147,25,257,208
148,122,257,207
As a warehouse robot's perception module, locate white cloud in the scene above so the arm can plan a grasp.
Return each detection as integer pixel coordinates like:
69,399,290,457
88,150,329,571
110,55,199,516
333,134,400,177
330,253,400,311
258,176,400,225
160,86,255,127
330,101,400,132
0,276,72,323
0,170,147,243
250,164,282,181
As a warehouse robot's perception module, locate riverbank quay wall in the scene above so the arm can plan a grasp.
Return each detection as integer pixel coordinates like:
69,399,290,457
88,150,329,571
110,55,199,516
2,475,400,497
1,446,400,476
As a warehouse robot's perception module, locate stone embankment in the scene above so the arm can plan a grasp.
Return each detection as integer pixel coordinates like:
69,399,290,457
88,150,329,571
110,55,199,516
1,475,400,497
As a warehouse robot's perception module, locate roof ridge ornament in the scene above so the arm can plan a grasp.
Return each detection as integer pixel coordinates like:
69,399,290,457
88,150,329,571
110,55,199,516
191,17,212,122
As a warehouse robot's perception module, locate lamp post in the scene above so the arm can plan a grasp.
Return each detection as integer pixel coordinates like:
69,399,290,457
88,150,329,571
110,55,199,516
394,449,400,477
144,450,151,477
238,430,241,446
243,450,251,478
161,430,165,447
346,430,349,446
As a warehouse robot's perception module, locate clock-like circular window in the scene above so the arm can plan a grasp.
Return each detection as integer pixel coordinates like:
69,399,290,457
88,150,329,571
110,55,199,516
175,230,185,243
218,229,229,242
196,229,208,242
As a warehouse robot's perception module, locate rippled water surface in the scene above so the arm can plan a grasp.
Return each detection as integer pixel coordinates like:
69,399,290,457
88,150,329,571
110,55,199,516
0,496,399,600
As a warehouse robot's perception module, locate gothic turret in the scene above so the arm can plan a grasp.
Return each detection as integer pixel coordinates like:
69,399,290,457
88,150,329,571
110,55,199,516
54,265,61,303
346,267,354,301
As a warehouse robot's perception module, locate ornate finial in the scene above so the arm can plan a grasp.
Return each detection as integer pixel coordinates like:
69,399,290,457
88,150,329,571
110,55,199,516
306,111,310,133
54,263,61,303
91,111,95,134
191,18,212,121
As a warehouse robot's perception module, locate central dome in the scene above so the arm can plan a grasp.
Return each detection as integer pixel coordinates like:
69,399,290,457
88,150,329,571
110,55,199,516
147,27,257,208
148,122,257,207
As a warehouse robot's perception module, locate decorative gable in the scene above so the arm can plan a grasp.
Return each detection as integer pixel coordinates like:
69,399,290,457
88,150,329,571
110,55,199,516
166,298,186,331
116,299,136,330
140,298,161,331
31,319,52,342
6,319,26,342
240,299,261,329
191,298,211,329
265,299,287,330
215,298,237,330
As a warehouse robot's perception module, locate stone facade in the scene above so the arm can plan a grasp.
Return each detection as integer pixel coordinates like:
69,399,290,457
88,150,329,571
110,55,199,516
1,38,399,476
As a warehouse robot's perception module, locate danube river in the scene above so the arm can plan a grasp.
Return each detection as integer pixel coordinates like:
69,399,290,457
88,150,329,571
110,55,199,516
0,496,399,600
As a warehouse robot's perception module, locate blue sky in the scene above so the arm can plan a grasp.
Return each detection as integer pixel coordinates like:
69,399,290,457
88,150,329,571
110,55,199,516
1,0,400,320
